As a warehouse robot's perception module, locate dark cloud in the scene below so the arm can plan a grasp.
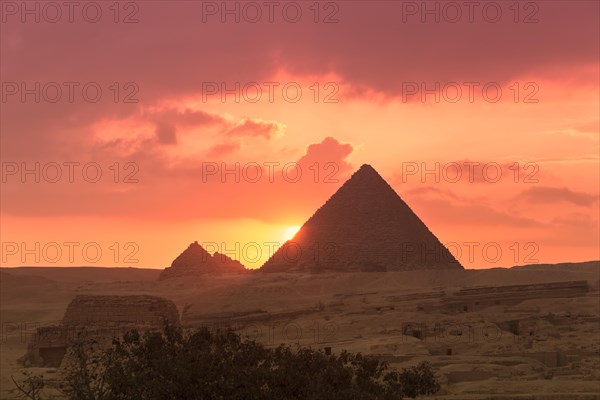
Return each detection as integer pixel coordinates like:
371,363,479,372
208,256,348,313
515,186,599,207
155,122,177,145
1,2,597,103
147,108,224,128
205,142,240,158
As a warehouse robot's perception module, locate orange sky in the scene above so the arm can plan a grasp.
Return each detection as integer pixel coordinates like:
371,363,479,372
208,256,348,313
1,1,598,269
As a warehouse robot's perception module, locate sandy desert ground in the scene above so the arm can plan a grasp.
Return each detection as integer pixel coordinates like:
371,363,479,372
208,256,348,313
1,262,599,399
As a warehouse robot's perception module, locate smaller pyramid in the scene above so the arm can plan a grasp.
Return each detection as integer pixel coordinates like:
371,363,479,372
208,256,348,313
159,241,247,280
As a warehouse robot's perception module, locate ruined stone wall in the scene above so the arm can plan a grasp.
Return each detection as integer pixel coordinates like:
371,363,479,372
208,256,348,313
62,295,179,326
24,295,179,367
445,280,589,312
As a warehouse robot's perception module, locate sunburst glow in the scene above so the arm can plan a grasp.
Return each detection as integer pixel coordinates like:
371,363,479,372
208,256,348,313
282,225,301,242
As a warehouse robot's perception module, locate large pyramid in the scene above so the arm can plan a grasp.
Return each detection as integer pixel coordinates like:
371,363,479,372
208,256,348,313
159,241,248,279
260,164,463,272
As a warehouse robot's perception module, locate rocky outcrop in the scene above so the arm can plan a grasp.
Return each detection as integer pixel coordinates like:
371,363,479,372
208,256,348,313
261,164,463,272
159,241,247,280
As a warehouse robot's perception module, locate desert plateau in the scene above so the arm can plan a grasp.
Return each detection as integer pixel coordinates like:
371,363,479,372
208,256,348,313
1,259,599,399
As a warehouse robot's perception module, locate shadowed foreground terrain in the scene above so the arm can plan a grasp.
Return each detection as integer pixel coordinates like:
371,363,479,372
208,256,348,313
1,261,599,399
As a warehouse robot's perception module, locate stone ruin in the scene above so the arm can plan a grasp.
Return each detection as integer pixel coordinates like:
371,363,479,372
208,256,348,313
24,295,179,368
159,241,248,280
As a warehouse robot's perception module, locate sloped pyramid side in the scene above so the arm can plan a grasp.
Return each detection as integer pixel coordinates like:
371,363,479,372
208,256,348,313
159,241,247,280
260,164,463,272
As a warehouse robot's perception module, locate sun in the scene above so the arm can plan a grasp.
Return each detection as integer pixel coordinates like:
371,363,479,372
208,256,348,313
282,225,301,242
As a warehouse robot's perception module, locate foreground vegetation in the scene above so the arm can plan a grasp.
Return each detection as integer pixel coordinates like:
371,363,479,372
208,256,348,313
14,325,440,399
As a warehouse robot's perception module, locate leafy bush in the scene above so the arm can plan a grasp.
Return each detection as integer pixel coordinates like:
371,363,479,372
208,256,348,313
60,336,111,400
59,324,439,400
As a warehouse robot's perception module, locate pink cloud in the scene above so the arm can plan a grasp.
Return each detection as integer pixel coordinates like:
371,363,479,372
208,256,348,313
226,118,285,139
0,135,357,223
297,136,354,175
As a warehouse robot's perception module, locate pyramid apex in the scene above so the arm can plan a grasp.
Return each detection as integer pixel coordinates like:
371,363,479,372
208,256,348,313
352,164,382,180
358,163,375,171
347,164,386,185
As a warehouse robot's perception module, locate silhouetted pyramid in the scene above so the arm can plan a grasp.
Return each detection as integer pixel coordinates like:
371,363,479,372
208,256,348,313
260,164,462,272
159,241,247,279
